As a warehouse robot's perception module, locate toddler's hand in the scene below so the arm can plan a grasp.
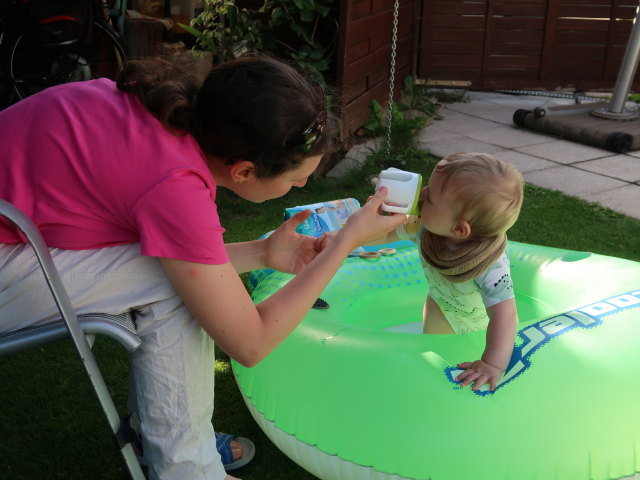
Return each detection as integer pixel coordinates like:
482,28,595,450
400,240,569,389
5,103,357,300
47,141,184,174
455,360,503,391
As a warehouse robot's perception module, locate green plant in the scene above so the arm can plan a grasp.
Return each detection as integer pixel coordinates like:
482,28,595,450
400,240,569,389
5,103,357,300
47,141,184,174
359,77,464,169
179,0,338,84
361,76,446,151
362,100,427,151
360,84,431,171
261,0,337,83
179,0,265,62
361,100,385,136
398,75,443,119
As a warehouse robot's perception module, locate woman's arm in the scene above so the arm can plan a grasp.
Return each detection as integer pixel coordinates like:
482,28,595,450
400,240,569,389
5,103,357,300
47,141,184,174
225,239,268,274
454,298,518,391
160,189,405,367
226,210,328,274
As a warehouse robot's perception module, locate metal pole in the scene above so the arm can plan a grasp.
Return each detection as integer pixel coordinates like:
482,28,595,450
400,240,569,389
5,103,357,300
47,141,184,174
592,4,640,119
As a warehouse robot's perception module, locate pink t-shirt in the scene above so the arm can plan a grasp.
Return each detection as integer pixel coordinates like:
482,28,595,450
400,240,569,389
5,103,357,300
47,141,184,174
0,79,228,264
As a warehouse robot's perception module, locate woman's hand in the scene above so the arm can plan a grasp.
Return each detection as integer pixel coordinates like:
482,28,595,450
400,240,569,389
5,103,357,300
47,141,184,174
264,210,329,274
265,188,403,273
455,360,503,391
338,187,405,248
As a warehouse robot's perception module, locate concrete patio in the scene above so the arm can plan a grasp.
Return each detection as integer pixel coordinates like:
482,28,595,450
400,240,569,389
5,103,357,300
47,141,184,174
416,91,640,221
333,90,640,221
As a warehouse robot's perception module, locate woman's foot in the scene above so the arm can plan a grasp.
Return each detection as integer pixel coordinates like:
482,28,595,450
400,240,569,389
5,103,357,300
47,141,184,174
225,476,241,480
229,438,243,460
216,432,255,471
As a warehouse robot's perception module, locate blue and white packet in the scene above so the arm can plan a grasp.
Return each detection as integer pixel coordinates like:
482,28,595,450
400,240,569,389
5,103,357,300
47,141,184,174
283,198,366,256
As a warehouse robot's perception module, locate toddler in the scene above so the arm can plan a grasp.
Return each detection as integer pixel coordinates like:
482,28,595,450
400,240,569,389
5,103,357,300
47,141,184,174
377,152,524,391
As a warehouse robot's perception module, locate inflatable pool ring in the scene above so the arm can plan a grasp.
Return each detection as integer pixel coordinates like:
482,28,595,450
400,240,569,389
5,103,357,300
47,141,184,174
234,241,640,480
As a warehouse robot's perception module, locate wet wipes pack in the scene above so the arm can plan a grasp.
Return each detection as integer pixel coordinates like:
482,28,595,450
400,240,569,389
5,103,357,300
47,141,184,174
284,198,361,236
283,198,365,255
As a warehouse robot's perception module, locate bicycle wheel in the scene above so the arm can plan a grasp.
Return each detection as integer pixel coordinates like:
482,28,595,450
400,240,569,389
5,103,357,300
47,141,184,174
8,21,127,99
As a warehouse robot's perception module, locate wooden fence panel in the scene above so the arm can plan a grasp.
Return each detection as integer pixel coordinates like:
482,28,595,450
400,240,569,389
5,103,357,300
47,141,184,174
337,0,420,139
418,0,640,90
336,0,640,137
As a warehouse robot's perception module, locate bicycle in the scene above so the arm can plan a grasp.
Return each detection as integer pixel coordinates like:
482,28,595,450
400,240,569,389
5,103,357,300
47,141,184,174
0,0,128,105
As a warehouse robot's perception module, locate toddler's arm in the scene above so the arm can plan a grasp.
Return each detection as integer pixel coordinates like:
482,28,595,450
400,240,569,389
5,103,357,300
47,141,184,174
455,299,518,391
481,299,518,372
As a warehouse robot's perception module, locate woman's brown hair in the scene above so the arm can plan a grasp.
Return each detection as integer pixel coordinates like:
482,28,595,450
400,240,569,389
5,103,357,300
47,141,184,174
117,54,327,178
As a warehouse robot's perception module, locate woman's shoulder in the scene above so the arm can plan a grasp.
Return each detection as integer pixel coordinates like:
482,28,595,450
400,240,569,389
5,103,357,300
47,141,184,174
43,78,119,104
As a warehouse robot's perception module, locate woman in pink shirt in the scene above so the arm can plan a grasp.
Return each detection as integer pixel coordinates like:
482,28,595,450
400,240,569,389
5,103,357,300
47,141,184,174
0,55,404,480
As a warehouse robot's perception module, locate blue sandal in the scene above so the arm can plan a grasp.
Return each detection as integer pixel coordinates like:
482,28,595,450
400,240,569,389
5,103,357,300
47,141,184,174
215,432,256,472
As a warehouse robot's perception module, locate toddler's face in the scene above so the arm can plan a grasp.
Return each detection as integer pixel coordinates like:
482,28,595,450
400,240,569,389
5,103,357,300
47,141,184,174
419,163,460,237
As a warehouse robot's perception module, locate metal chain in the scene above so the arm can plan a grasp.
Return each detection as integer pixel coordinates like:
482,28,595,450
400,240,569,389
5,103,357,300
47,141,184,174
385,0,400,159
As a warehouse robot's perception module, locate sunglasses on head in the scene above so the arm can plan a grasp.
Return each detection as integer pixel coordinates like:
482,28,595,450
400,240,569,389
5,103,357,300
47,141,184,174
292,118,324,153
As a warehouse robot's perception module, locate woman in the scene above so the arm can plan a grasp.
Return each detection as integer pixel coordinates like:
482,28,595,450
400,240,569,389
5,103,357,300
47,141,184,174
0,55,404,479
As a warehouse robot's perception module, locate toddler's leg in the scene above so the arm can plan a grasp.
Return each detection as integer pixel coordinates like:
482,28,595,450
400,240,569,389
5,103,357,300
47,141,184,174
422,296,455,334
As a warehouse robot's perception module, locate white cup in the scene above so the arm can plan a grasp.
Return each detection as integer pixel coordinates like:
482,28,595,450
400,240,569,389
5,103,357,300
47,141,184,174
375,168,422,214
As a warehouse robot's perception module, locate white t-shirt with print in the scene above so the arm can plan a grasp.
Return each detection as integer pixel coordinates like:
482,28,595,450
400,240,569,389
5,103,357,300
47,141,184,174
397,223,515,333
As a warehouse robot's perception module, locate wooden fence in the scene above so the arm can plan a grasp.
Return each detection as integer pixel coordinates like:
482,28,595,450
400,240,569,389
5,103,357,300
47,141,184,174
336,0,420,139
337,0,640,138
418,0,640,90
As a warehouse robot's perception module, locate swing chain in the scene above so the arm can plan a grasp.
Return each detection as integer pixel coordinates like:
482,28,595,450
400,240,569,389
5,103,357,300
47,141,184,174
386,0,400,158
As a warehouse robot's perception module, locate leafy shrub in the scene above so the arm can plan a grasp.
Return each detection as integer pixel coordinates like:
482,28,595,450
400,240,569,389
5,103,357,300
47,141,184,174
179,0,338,84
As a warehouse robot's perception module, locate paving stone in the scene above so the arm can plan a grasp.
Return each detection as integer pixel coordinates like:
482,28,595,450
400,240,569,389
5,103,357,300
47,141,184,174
326,138,381,177
418,135,507,158
516,140,612,164
445,101,517,125
576,155,640,182
467,126,557,148
415,124,460,143
433,108,502,134
580,184,640,220
496,150,557,173
524,165,627,195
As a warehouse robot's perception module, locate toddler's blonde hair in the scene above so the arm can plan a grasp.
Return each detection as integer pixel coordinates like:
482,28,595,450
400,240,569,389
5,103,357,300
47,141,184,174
436,152,524,239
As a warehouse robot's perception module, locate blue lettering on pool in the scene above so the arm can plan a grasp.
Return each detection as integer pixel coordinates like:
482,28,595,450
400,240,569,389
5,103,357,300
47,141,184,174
444,289,640,396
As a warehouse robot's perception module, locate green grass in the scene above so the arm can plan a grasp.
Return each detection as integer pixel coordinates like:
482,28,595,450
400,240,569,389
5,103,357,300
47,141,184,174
1,153,639,479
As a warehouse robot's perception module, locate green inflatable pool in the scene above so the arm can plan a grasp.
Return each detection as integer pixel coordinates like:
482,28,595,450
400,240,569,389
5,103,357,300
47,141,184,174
233,241,640,480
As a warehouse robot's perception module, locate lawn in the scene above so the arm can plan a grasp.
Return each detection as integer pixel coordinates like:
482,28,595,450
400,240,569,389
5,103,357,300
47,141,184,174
1,153,639,479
